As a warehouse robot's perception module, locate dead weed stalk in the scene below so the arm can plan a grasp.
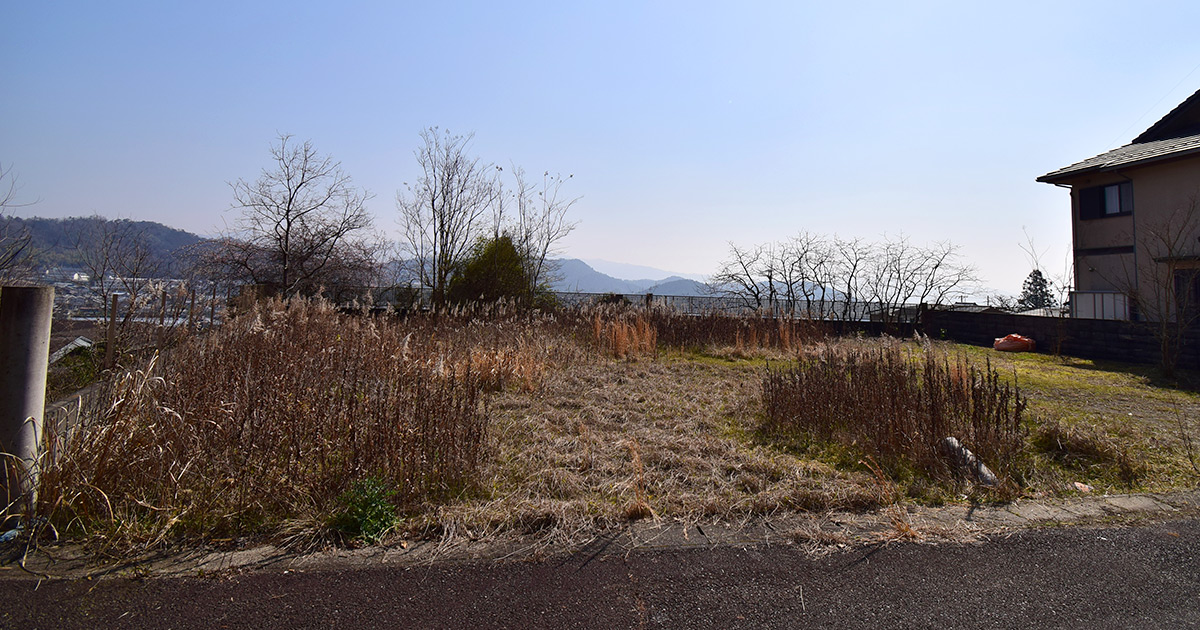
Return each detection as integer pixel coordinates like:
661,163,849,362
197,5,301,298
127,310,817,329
35,296,574,550
762,341,1029,484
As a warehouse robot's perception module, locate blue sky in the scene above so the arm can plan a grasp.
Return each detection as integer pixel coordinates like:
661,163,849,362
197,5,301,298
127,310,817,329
5,1,1200,294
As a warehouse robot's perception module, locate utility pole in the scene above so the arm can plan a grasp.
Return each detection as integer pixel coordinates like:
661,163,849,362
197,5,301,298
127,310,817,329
0,286,54,527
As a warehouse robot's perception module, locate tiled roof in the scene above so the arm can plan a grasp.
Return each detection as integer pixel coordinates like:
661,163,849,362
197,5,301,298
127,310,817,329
1133,88,1200,143
1036,132,1200,183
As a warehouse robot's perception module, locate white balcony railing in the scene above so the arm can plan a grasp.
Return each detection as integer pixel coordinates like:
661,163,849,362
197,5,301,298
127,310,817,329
1070,291,1129,320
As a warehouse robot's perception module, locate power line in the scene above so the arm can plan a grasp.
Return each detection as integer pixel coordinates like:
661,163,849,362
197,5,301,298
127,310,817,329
1105,60,1200,150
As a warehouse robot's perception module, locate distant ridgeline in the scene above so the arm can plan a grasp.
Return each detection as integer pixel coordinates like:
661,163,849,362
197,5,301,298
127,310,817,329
14,217,718,296
14,216,205,275
549,259,710,296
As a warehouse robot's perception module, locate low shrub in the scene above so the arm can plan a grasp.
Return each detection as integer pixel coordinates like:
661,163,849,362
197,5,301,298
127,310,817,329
761,341,1029,483
330,477,399,544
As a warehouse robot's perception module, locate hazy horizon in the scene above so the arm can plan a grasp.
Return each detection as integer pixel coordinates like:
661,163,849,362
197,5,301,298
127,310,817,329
6,2,1200,294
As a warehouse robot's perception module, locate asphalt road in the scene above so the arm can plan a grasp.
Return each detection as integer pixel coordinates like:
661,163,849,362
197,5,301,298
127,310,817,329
8,518,1199,629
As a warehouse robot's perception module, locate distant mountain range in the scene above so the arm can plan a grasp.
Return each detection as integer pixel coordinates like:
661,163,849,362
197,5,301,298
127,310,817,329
13,215,203,271
10,216,714,295
578,259,708,283
549,259,710,296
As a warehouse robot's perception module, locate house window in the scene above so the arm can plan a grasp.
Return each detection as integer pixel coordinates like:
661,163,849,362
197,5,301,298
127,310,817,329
1174,268,1200,321
1079,182,1133,219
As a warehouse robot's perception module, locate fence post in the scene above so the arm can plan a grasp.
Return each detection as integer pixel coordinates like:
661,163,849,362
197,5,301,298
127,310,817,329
0,285,54,526
210,283,218,329
188,287,196,334
106,293,118,369
158,289,167,350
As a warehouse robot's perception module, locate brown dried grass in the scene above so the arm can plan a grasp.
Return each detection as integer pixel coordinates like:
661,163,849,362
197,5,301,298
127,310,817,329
36,297,576,550
33,304,1089,554
423,357,886,546
762,338,1029,485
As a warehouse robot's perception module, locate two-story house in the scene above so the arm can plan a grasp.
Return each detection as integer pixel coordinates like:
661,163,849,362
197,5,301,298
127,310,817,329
1038,88,1200,321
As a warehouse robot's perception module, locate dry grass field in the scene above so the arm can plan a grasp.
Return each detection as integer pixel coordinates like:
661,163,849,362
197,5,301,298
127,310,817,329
26,298,1200,556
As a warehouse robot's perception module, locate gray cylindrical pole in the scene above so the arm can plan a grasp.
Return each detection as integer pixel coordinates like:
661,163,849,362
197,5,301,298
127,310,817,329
0,285,54,524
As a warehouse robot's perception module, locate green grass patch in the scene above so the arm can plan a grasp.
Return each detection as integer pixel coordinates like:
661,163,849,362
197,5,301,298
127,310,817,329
938,341,1200,492
330,477,400,544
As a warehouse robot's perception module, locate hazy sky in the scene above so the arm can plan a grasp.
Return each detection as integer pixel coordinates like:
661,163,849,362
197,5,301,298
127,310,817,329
5,1,1200,294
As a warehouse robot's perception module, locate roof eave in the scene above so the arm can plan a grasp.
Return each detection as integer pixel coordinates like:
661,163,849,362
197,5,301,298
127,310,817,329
1036,169,1095,184
1036,145,1200,185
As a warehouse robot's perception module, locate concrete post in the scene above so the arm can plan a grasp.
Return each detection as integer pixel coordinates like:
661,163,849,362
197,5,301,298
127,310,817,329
106,293,117,369
158,290,167,349
0,286,54,524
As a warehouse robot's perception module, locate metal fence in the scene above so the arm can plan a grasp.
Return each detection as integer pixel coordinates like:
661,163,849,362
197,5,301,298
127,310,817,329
49,279,940,324
327,285,906,321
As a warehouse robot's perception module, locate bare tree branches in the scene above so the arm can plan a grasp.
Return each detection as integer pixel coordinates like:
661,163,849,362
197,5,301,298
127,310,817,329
0,217,33,284
1110,195,1200,375
397,128,496,306
60,216,170,356
213,134,378,297
397,130,579,307
0,163,35,284
711,233,977,321
510,167,579,297
711,243,769,310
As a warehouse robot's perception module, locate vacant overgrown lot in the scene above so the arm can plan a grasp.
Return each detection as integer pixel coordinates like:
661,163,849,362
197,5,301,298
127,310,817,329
31,299,1200,554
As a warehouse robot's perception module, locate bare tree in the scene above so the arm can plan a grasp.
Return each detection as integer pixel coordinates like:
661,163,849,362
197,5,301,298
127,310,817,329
397,128,496,306
912,240,977,311
710,243,769,310
1113,196,1200,376
787,232,839,319
510,168,579,298
0,163,35,284
73,217,160,311
714,233,977,322
772,239,802,315
860,234,921,322
856,235,978,323
215,134,378,297
830,236,872,321
59,216,167,358
0,218,32,285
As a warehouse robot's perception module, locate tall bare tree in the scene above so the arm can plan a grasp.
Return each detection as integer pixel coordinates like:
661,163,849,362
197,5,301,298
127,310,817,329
713,233,976,321
397,128,496,306
859,235,976,323
56,216,172,358
216,134,377,297
711,243,769,310
510,167,579,298
781,232,837,319
913,240,977,308
0,163,34,284
830,236,872,321
72,217,161,317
